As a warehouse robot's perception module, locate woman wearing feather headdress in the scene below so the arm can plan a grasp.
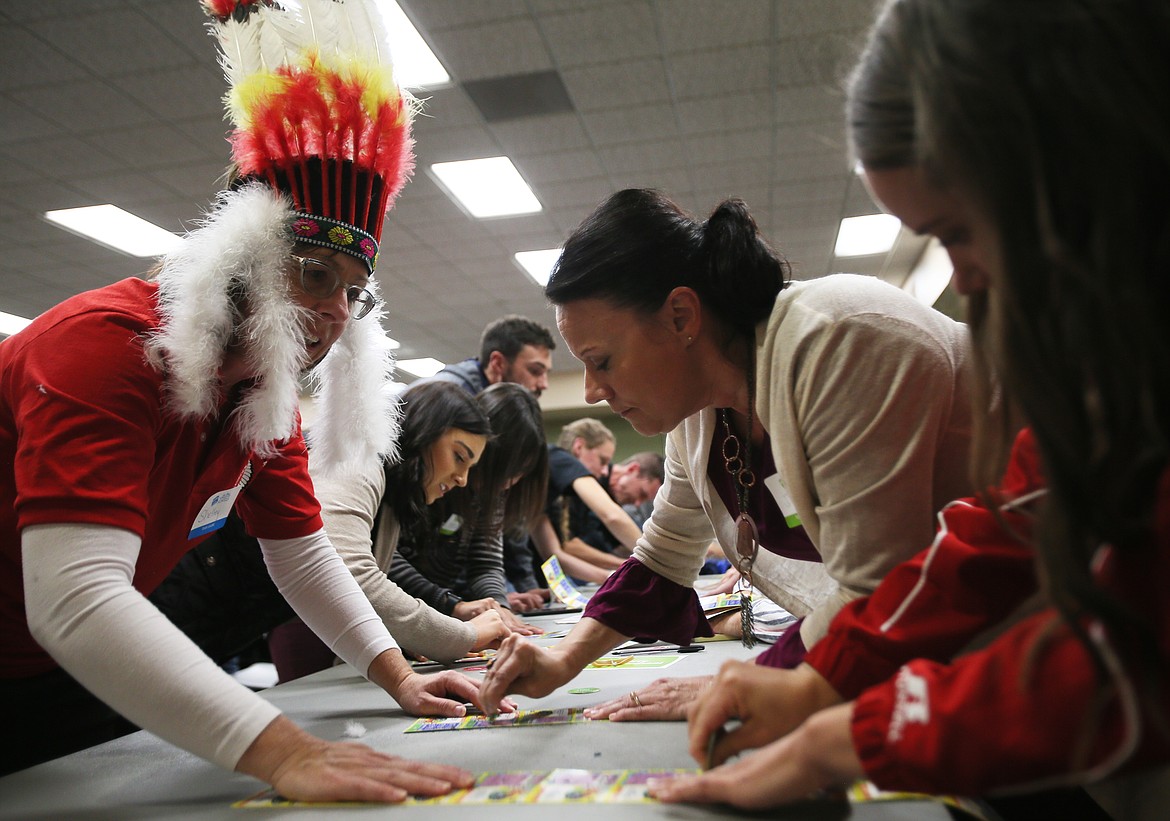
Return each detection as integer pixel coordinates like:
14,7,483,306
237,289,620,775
0,0,511,802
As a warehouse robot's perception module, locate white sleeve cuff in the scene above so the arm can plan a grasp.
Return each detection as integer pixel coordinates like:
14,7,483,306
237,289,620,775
259,529,398,674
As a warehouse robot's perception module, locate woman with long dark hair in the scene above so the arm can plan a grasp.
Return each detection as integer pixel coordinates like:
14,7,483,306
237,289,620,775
652,0,1170,813
387,383,550,626
307,381,546,666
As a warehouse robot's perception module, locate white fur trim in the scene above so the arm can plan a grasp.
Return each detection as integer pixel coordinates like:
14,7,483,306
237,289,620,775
147,185,307,457
306,277,402,477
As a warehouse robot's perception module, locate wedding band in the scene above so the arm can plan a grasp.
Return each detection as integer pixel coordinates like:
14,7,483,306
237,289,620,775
630,691,642,708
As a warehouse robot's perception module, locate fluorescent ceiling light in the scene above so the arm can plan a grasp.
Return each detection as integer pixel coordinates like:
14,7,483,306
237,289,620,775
834,213,901,257
377,0,449,89
430,157,542,218
398,357,445,377
515,248,561,286
0,311,32,336
44,205,182,258
902,238,953,307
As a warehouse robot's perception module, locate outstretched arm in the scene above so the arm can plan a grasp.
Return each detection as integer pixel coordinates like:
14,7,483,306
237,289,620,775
528,514,612,584
572,476,643,551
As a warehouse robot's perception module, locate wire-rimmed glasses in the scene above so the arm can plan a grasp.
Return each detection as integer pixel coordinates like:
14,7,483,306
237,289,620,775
290,254,379,320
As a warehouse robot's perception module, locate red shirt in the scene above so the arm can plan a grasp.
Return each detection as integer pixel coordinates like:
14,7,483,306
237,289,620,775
1,278,322,677
806,430,1170,794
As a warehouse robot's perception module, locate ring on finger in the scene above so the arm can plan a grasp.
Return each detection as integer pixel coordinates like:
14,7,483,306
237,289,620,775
630,691,642,708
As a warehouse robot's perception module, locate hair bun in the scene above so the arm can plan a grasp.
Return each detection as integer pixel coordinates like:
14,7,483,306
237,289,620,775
696,199,788,334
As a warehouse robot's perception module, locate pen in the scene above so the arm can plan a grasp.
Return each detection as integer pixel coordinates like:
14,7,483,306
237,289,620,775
610,644,705,656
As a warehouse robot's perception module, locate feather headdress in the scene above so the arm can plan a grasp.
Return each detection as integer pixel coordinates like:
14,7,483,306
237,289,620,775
143,0,412,469
202,0,416,271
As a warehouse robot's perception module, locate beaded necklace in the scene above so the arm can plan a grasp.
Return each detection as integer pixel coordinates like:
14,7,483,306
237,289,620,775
718,373,759,647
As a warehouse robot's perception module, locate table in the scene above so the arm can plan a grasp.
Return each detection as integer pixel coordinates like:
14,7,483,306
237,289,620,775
0,613,959,819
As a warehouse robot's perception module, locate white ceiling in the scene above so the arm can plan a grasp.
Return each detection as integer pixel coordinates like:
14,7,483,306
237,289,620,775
0,0,924,378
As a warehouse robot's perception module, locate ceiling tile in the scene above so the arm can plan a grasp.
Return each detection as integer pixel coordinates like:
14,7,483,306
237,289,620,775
538,3,657,68
657,0,772,52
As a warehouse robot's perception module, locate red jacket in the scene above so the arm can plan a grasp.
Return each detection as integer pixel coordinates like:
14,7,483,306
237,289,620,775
805,429,1170,795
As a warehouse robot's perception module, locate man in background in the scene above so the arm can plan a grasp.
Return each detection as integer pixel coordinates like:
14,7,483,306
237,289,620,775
431,315,555,397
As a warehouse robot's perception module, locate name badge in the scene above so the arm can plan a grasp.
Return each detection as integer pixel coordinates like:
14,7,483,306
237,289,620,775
439,514,463,536
188,485,243,539
763,472,801,528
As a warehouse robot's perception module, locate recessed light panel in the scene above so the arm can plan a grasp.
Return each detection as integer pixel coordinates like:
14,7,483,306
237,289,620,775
397,357,445,377
834,214,901,257
430,157,542,218
515,248,562,286
44,205,182,258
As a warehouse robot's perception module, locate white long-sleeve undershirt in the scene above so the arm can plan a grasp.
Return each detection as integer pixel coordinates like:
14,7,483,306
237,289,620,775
22,522,396,770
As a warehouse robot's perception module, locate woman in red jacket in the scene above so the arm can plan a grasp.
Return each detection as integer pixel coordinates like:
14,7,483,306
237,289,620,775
652,0,1170,813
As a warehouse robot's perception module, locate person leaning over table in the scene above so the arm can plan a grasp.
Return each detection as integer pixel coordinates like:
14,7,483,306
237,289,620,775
480,186,978,717
374,381,552,645
0,0,506,801
571,451,666,557
422,313,557,613
536,418,648,578
651,0,1170,815
429,314,556,398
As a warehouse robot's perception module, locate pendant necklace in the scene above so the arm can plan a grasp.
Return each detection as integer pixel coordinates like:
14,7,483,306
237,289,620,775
719,371,759,648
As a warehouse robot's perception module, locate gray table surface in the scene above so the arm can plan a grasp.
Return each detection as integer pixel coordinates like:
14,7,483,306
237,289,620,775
0,613,957,819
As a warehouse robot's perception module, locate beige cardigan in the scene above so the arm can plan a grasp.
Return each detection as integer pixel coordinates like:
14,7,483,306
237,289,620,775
633,274,975,649
311,460,477,662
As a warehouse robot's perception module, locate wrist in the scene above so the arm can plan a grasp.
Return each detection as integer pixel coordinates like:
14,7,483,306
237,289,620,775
235,715,313,783
440,590,462,617
794,662,844,714
366,648,413,697
800,702,864,784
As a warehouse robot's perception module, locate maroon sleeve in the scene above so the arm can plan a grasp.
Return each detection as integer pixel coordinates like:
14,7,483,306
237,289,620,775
583,559,714,645
754,618,806,668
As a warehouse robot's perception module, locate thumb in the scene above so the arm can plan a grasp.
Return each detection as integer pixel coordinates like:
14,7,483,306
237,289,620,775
418,692,468,718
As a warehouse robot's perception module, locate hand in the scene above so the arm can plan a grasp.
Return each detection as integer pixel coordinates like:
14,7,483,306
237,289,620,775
687,662,843,768
457,597,543,638
452,597,503,620
468,610,510,651
584,676,712,722
499,606,544,637
395,670,517,718
649,703,863,809
237,715,476,803
478,633,576,714
701,566,741,596
507,589,548,612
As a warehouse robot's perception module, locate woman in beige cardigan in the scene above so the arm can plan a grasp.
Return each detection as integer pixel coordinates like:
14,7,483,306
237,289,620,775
480,188,976,718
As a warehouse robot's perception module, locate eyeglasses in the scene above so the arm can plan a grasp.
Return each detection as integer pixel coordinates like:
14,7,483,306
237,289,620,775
290,255,379,320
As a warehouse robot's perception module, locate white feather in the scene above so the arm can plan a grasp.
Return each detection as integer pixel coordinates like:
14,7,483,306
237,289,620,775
298,0,343,58
257,11,294,75
148,185,305,457
335,0,388,63
210,15,265,89
306,276,402,477
262,1,316,65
